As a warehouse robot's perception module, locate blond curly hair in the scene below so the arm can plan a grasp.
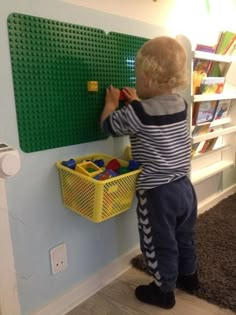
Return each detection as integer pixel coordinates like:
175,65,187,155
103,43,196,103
135,36,188,91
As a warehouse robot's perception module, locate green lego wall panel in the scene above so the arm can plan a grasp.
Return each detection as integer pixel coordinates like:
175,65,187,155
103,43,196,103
7,13,148,152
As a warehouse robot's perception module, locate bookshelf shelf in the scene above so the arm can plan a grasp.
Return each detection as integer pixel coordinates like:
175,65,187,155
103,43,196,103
211,117,231,127
191,144,230,160
191,160,235,184
193,93,236,102
193,51,236,63
192,125,236,143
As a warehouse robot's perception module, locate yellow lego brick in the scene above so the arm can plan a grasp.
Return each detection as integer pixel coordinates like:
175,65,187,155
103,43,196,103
75,161,102,177
87,81,98,92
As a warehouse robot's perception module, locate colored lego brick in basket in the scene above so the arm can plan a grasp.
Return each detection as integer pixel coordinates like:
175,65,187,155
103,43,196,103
75,161,102,177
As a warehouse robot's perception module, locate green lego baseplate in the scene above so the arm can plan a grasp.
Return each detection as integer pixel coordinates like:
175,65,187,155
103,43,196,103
7,13,148,152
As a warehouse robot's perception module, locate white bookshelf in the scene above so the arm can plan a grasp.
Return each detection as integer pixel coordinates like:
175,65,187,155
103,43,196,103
190,51,236,185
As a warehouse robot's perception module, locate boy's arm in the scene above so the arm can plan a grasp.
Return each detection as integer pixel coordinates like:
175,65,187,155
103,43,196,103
100,86,141,136
100,86,139,127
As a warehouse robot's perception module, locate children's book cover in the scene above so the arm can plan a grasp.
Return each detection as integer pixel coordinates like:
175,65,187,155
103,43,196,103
223,35,236,56
194,44,215,75
200,137,218,153
219,36,236,74
209,31,236,76
192,100,218,125
199,77,225,94
191,142,201,157
216,31,236,54
192,123,211,137
214,99,232,120
192,71,207,94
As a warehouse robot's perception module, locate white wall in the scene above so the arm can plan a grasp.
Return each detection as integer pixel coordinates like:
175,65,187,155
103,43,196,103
0,1,236,314
62,0,236,46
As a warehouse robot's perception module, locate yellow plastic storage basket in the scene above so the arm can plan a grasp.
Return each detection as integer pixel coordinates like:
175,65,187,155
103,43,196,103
56,153,141,223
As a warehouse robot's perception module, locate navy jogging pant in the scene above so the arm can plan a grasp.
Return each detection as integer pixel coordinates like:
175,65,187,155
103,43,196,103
136,176,197,292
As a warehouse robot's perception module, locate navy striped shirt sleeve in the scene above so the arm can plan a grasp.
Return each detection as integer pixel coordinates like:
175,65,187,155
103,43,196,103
103,102,142,136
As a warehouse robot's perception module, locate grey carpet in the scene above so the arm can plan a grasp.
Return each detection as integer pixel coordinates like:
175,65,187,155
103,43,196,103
131,193,236,312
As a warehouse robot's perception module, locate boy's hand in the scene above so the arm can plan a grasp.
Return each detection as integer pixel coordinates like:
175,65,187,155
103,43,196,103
100,85,120,127
105,85,120,109
122,87,139,103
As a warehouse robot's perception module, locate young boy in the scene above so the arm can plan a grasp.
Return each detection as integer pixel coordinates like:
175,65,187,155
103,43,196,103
100,36,199,309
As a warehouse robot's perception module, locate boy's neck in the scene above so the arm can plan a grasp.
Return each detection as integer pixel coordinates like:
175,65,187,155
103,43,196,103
144,88,176,98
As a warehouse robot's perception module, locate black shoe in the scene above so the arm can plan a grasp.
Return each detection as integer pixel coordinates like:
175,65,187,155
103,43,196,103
177,271,200,293
135,281,175,309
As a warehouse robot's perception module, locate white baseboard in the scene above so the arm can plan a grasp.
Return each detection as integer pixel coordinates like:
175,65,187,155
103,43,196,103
33,184,236,315
32,246,140,315
197,183,236,215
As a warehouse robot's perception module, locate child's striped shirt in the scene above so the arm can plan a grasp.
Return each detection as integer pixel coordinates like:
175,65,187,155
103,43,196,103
104,94,191,191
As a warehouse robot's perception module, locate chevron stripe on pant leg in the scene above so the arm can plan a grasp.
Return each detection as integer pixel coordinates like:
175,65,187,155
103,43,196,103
136,190,162,287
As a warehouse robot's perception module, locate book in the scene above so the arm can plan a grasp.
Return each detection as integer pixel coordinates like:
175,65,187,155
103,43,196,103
213,31,224,52
213,99,232,120
194,44,215,74
192,100,218,125
195,43,215,53
192,123,211,137
199,77,225,94
219,35,236,74
209,30,236,76
223,35,236,56
200,137,218,153
216,31,236,54
192,71,207,94
191,142,201,157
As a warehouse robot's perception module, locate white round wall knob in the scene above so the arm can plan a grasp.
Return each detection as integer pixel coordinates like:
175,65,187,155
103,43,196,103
0,151,20,178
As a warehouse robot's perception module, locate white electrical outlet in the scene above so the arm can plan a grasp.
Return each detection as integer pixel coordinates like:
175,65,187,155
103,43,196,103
50,243,68,274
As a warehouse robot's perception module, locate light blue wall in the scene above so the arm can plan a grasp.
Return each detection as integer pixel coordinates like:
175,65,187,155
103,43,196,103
0,1,172,314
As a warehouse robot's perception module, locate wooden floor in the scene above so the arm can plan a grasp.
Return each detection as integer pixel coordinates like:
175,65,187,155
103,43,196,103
66,268,234,315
